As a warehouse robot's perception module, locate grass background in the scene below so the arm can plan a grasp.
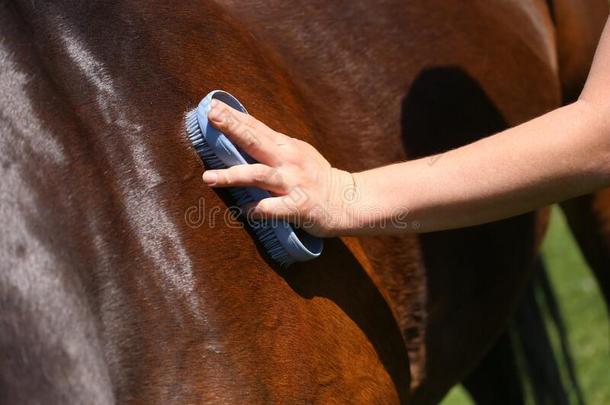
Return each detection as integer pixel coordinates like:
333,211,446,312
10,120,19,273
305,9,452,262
441,207,609,404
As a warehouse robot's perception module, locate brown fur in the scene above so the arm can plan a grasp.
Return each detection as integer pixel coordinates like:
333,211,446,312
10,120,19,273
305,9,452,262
0,1,606,404
554,0,610,316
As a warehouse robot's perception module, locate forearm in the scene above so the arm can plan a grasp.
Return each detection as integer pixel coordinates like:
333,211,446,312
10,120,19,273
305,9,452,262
348,100,610,234
344,19,610,235
203,20,610,238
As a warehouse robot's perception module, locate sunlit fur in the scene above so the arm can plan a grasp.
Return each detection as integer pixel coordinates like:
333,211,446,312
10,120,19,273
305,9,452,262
1,0,607,404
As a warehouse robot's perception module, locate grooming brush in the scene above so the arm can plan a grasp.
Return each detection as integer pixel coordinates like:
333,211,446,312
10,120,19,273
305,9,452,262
185,90,323,267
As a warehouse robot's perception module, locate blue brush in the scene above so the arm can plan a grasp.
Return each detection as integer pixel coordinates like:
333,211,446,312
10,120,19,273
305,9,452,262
185,90,323,267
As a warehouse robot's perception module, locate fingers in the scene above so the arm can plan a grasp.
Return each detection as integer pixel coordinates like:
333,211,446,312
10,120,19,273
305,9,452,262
245,196,302,221
202,164,286,193
202,167,308,223
208,99,283,164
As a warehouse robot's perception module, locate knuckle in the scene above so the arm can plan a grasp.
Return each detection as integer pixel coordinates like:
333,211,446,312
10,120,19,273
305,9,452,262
222,170,232,185
242,129,260,148
270,169,285,187
222,110,237,128
252,166,269,183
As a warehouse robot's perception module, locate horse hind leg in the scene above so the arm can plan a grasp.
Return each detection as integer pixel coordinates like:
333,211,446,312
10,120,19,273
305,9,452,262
561,192,610,314
552,0,610,314
550,0,609,102
461,331,526,405
463,258,585,405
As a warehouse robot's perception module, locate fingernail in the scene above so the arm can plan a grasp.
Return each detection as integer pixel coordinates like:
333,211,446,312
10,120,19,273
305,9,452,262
202,171,218,185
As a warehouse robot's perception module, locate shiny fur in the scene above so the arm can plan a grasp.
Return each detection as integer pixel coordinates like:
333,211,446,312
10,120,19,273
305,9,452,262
0,1,606,403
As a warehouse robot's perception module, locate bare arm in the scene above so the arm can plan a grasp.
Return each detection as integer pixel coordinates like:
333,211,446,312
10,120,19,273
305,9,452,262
202,19,610,236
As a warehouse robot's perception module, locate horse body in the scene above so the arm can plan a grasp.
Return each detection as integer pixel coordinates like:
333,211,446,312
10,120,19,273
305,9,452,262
0,1,605,404
2,2,408,403
218,0,561,401
553,0,610,316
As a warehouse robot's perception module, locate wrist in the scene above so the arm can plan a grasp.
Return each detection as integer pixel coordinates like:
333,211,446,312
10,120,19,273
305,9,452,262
324,168,374,235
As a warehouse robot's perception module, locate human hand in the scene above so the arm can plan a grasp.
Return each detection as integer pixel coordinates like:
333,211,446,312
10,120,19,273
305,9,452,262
201,99,356,237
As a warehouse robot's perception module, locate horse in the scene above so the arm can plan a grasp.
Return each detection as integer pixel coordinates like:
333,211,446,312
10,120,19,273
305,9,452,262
464,2,610,403
0,0,606,403
552,0,610,317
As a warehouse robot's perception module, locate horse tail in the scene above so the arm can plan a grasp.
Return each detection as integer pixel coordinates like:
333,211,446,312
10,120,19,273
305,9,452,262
548,0,609,103
462,330,525,405
463,258,585,405
511,258,584,405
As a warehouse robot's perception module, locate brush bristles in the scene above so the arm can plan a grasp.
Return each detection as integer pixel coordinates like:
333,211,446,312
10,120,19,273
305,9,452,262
185,109,292,267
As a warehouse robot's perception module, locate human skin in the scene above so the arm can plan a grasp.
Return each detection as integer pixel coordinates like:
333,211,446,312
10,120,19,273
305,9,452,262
202,19,610,237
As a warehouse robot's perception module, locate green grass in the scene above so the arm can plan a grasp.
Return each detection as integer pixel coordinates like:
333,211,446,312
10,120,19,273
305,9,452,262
441,206,609,405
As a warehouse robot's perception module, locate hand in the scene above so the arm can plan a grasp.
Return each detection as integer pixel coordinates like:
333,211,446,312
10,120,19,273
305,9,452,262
201,99,356,237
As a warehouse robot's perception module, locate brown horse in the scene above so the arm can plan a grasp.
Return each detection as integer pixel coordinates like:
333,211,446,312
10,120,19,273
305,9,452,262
552,0,610,316
0,1,606,404
563,191,610,313
463,2,610,403
556,0,610,316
